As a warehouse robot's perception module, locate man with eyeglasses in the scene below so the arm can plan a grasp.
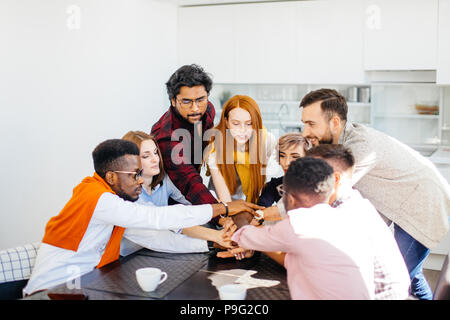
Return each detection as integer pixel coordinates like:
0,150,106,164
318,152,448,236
151,64,219,207
23,139,260,296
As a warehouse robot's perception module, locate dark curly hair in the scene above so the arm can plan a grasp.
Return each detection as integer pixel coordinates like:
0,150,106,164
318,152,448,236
166,64,213,101
283,157,335,203
92,139,139,178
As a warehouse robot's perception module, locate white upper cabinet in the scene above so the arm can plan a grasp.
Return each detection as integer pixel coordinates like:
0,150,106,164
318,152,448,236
234,2,297,83
233,0,366,84
364,0,438,70
293,0,366,84
178,5,236,83
178,0,446,82
437,0,450,84
178,1,367,84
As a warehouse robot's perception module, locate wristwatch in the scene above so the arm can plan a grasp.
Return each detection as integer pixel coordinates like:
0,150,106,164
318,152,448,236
253,209,264,225
218,200,229,218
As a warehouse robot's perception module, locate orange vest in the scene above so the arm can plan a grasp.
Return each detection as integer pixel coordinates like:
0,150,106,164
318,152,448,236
42,172,125,268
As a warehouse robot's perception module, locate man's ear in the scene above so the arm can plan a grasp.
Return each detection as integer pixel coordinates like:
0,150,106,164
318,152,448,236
330,115,341,133
331,172,341,200
334,172,342,187
170,98,175,107
287,193,299,208
104,171,116,186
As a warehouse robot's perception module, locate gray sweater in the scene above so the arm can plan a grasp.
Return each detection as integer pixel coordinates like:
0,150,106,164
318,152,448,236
339,122,450,249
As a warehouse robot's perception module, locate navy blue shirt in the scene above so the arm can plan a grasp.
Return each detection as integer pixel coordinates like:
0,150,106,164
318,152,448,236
257,176,283,207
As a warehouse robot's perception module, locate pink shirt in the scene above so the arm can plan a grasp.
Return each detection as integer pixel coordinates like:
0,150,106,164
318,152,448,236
232,203,375,300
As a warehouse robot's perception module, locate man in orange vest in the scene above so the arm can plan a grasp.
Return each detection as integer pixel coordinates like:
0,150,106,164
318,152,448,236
24,139,260,296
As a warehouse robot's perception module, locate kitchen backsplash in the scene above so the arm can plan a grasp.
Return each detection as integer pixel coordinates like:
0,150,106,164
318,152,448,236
209,83,450,152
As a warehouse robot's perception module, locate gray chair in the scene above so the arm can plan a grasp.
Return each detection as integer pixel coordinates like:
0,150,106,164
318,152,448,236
433,254,450,300
0,242,40,300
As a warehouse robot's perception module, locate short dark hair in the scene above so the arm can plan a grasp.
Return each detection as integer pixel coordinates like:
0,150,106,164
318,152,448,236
305,144,355,172
92,139,140,178
166,64,213,101
283,157,335,202
300,88,348,121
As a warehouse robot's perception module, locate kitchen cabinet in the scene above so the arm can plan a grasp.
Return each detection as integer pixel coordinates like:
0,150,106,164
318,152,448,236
437,0,450,84
364,0,438,70
234,2,297,83
293,0,366,84
178,0,366,84
178,2,298,84
177,5,235,83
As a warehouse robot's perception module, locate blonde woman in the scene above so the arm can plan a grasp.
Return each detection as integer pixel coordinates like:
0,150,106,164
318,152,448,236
258,132,311,208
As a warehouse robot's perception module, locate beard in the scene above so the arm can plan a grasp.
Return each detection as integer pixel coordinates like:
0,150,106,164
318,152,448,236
116,185,141,202
304,130,334,146
117,191,138,202
319,126,334,144
319,136,333,144
310,126,334,146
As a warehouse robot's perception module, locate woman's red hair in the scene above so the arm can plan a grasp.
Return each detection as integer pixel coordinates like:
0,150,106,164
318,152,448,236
207,95,267,203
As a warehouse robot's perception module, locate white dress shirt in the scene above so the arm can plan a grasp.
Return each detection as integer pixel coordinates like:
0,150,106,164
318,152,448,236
23,192,212,295
333,188,410,299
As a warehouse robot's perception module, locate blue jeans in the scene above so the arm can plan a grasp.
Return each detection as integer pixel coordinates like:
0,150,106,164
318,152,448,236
394,223,433,300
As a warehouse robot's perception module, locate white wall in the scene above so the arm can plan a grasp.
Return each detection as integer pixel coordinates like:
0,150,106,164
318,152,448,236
0,0,178,250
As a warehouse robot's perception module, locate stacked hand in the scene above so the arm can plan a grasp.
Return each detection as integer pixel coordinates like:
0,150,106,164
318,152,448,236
213,219,236,249
261,206,283,221
213,204,283,260
215,218,254,260
226,200,264,217
217,247,254,260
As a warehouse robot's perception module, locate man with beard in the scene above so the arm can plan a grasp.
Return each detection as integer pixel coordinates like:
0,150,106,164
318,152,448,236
300,88,450,300
23,139,260,296
151,64,218,206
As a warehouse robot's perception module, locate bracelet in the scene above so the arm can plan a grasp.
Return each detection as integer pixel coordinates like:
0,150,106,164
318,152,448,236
219,201,229,218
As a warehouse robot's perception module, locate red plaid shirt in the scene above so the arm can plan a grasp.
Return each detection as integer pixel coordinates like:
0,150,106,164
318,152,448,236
151,102,218,205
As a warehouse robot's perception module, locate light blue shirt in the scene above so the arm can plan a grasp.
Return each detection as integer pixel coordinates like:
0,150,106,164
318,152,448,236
137,175,191,206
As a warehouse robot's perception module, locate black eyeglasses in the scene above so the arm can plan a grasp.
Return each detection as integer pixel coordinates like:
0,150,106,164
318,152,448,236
113,168,143,181
176,96,208,109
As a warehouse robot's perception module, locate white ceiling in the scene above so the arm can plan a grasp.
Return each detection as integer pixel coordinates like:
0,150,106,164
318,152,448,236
164,0,298,7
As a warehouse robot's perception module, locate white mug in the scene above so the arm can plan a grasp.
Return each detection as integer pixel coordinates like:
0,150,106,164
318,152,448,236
218,284,247,300
136,267,168,292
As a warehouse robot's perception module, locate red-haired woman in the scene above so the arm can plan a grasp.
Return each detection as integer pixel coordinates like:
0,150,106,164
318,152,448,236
205,95,282,205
